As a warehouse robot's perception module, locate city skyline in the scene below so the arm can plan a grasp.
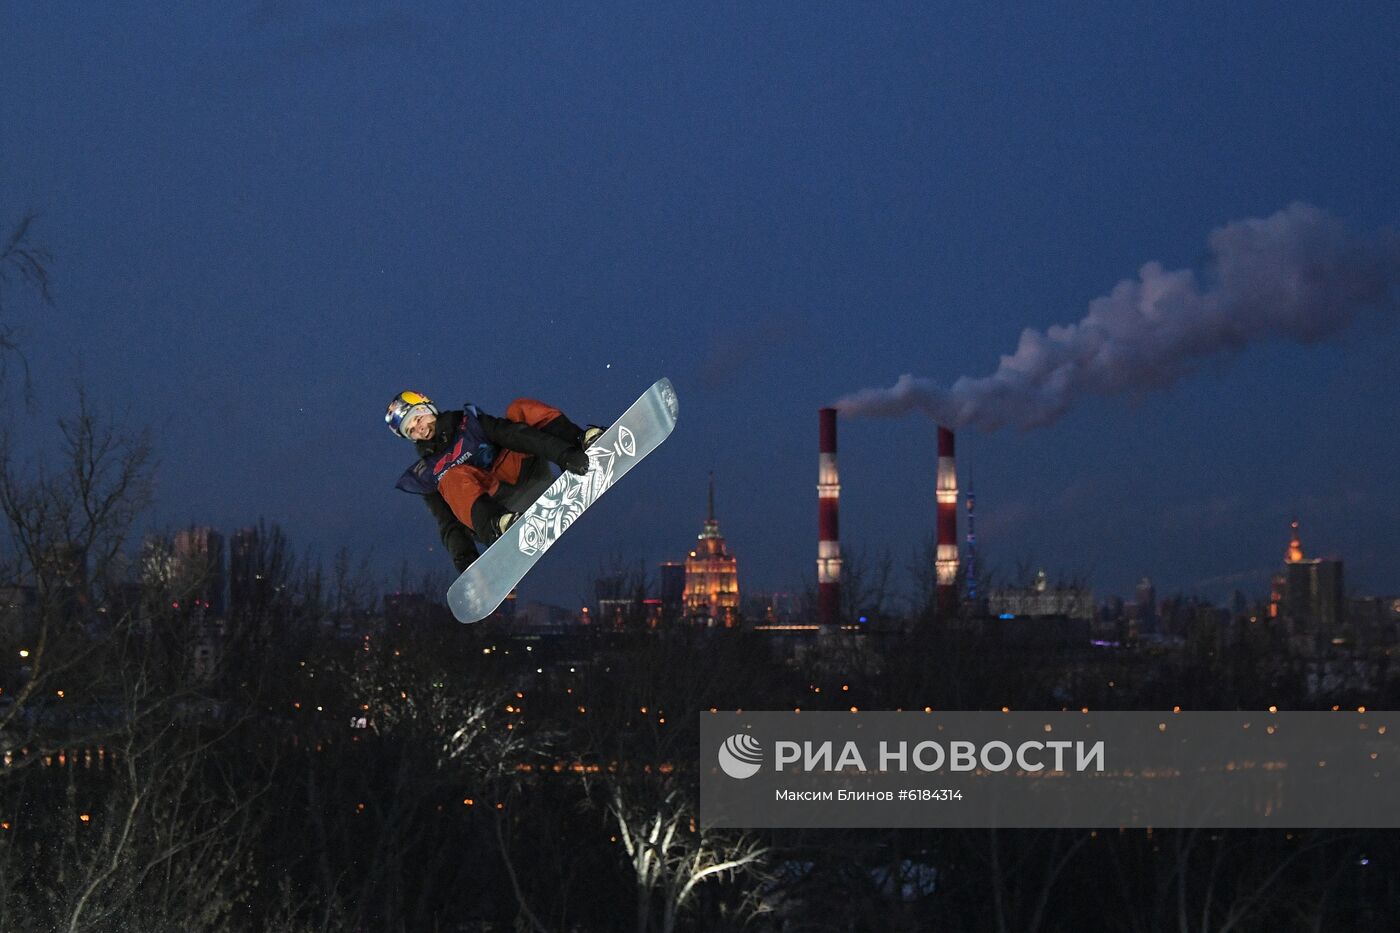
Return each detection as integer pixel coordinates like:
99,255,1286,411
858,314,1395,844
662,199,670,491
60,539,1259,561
128,500,1385,624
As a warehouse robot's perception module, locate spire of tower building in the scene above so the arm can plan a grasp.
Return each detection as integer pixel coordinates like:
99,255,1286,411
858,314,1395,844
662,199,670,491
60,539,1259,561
1286,519,1304,564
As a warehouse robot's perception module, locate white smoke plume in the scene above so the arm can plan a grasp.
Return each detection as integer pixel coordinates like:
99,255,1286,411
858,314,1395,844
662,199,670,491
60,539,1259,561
836,203,1399,430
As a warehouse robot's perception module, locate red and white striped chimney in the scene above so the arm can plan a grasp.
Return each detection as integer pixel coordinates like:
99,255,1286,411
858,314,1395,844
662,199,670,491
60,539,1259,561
936,426,959,616
818,408,842,628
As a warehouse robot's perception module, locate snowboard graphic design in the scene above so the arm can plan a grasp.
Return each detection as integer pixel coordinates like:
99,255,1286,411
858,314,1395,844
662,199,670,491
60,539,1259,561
446,378,679,623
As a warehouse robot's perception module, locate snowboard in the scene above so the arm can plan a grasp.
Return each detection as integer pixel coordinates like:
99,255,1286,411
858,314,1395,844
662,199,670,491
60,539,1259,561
446,377,680,623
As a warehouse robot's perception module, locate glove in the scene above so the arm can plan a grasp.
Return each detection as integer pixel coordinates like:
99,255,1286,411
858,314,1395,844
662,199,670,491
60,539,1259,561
560,447,590,476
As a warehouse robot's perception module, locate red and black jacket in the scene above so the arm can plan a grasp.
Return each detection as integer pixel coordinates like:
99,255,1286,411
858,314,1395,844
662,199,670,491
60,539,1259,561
397,405,583,571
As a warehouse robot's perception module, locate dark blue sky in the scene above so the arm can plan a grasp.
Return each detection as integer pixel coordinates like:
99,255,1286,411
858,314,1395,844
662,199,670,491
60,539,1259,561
4,2,1398,608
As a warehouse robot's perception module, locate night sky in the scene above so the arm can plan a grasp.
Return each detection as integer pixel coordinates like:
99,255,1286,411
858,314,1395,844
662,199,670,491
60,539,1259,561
3,2,1398,609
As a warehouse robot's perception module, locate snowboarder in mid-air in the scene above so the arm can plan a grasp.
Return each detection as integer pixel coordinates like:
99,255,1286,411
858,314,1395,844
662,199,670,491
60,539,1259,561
386,391,604,572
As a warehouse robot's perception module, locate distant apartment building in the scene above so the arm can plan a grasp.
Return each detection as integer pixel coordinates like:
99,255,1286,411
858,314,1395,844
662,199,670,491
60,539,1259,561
173,526,227,614
987,569,1093,621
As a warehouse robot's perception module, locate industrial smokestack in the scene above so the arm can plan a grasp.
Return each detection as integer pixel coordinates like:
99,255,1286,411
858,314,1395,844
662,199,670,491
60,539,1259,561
965,478,978,604
936,427,959,617
818,408,841,629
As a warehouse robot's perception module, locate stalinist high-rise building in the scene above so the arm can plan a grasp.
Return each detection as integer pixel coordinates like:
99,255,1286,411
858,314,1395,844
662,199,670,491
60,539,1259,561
1271,519,1344,644
683,474,740,626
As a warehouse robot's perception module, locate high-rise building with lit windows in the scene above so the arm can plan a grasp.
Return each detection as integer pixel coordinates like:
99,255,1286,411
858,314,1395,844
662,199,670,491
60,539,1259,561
1276,520,1344,641
173,526,226,615
683,474,740,626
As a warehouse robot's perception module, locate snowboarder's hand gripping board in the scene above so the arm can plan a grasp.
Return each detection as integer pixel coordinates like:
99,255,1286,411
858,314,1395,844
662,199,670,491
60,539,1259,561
446,378,679,623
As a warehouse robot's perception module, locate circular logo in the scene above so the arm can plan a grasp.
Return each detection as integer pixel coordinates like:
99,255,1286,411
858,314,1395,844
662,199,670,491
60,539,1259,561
717,733,763,779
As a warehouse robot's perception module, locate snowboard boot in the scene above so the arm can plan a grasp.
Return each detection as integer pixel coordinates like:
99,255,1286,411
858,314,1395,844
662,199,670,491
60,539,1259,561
493,511,520,540
472,497,521,544
541,415,604,449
